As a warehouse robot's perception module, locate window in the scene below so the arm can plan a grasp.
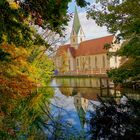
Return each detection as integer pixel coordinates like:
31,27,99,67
77,99,79,103
80,38,82,42
77,58,79,66
73,38,75,42
95,56,97,68
68,60,71,70
88,57,91,69
103,56,105,68
83,57,85,69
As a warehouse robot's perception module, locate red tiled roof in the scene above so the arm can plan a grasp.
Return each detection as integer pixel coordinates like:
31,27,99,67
76,35,114,56
56,35,114,57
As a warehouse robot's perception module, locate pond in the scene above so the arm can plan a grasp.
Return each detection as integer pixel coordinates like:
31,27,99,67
47,77,140,139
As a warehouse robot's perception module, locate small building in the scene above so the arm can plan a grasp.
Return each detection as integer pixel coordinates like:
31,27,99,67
54,8,121,76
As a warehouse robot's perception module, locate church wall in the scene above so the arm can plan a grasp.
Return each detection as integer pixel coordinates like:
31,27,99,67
67,49,76,71
76,53,110,72
55,54,69,74
55,56,61,71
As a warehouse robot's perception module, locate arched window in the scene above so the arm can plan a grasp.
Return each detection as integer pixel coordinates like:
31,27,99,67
73,38,75,42
95,56,97,68
103,56,105,68
88,57,90,69
77,58,79,66
68,60,71,70
82,57,84,70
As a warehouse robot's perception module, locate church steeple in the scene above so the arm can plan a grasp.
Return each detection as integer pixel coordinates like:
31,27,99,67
70,7,85,49
73,7,81,34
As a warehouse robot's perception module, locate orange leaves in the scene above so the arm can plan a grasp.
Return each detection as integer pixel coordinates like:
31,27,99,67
0,74,36,98
1,43,28,62
0,43,36,100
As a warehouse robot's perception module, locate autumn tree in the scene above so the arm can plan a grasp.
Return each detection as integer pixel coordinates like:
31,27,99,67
0,0,89,138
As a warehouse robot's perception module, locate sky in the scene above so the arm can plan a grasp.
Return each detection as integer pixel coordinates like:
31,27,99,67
65,0,111,42
68,0,94,13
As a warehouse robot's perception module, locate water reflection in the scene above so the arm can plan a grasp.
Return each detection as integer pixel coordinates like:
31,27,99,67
55,77,108,88
74,92,89,128
49,77,140,138
54,77,140,100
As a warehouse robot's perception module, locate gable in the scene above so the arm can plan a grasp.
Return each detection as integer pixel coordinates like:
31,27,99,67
56,44,76,58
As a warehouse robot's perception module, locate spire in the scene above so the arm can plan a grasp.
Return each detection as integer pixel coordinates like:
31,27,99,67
70,7,85,49
72,7,81,34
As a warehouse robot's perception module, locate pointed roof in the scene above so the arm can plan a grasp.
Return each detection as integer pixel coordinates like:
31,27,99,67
77,107,86,128
72,7,81,34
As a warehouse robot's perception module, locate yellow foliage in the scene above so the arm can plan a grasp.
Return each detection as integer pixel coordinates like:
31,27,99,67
9,1,19,9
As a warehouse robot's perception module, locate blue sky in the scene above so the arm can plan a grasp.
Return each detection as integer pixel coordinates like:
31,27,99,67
68,0,94,13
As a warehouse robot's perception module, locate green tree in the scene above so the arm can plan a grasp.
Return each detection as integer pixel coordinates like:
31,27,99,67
89,97,140,140
88,0,140,83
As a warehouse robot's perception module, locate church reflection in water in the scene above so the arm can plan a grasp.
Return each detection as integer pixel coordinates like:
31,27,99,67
55,77,140,101
74,92,89,128
51,77,140,130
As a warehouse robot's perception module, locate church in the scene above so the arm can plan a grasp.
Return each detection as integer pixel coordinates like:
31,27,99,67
54,8,121,76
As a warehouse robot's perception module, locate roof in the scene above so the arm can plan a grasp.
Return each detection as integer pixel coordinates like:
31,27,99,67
56,35,114,57
76,35,114,56
72,7,81,34
56,44,76,57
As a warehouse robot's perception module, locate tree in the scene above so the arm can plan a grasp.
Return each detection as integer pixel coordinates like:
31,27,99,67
87,0,140,83
89,97,140,140
0,0,90,138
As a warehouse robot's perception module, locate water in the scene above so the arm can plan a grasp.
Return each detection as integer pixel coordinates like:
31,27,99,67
48,77,140,139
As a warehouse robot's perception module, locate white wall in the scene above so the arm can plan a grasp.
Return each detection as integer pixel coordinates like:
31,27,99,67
109,37,122,68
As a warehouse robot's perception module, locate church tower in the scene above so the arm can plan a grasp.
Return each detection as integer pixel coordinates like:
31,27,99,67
70,7,85,49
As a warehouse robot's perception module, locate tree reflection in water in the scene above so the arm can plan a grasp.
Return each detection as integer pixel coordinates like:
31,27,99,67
89,96,140,140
